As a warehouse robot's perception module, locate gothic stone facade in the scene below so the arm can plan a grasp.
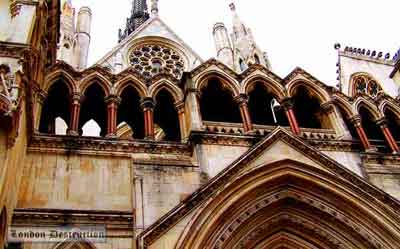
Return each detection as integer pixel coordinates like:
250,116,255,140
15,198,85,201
2,1,400,249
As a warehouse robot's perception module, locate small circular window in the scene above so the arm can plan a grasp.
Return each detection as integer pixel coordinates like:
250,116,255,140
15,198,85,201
129,44,185,80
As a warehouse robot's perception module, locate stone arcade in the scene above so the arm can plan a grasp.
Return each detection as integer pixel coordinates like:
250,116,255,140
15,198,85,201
2,0,400,248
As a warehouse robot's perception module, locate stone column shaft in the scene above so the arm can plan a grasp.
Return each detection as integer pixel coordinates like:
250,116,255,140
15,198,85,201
106,96,121,137
377,119,399,153
351,116,371,151
68,93,82,136
141,98,155,140
235,94,253,133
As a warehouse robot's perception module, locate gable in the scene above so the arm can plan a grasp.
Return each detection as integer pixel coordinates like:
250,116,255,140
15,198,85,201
95,17,203,73
138,128,400,248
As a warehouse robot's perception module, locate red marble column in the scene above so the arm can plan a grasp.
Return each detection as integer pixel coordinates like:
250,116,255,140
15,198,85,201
235,94,253,133
377,118,399,153
350,116,371,151
141,97,155,140
68,93,82,136
282,99,300,135
105,95,121,138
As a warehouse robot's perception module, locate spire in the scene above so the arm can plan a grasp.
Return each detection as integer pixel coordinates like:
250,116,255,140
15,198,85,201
151,0,159,17
229,3,247,41
118,0,150,43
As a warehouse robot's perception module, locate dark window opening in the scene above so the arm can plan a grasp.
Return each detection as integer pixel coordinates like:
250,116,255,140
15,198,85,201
39,81,71,134
254,54,261,64
117,86,145,139
239,59,247,71
359,106,388,153
154,89,181,141
200,78,241,124
248,83,288,126
292,86,331,129
385,109,400,141
79,83,107,137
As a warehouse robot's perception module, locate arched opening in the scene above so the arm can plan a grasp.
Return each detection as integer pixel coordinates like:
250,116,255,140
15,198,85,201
254,54,261,64
175,160,399,249
385,108,400,141
199,78,241,124
117,86,145,139
248,82,288,126
292,86,331,129
359,106,387,152
39,80,71,134
55,117,68,135
79,83,107,137
336,106,358,139
154,89,181,141
239,59,247,71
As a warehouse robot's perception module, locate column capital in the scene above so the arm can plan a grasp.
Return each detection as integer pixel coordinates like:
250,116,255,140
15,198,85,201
105,95,121,106
72,92,83,103
175,101,185,113
234,94,249,105
37,90,48,104
320,101,335,114
349,115,362,127
140,97,156,110
376,117,388,127
281,97,294,110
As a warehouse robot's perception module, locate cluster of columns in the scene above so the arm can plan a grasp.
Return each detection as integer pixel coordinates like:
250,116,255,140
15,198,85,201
350,116,399,153
234,94,300,135
66,93,186,140
231,93,399,154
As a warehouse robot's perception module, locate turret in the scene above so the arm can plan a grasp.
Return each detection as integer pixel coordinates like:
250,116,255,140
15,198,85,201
75,6,92,70
58,0,75,64
213,22,234,68
228,3,271,72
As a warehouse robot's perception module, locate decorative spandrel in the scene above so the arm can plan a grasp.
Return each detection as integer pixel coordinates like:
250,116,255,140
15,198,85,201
129,44,185,81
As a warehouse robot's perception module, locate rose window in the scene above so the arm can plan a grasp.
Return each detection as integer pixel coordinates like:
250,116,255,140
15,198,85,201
129,44,185,80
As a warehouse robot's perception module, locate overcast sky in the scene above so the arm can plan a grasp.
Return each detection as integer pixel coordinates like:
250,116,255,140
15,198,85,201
72,0,400,86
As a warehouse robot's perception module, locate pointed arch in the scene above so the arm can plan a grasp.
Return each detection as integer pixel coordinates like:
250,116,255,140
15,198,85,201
381,101,400,141
379,100,400,119
290,85,332,129
241,71,286,101
176,160,400,249
44,69,76,94
353,97,381,121
39,80,71,134
118,85,145,139
198,77,242,123
148,79,184,103
153,89,181,141
332,94,355,118
286,79,331,103
114,75,148,98
79,83,107,136
52,241,97,249
79,72,112,96
194,68,240,97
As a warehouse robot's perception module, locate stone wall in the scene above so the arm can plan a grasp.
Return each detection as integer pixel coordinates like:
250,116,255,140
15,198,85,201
17,153,133,211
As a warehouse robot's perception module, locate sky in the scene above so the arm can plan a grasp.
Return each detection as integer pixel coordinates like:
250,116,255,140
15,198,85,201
72,0,400,86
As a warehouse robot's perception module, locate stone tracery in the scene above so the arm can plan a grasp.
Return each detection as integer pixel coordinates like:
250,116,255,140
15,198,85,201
129,44,185,80
352,74,383,97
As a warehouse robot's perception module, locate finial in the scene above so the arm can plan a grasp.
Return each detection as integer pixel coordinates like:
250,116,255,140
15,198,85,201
229,3,236,11
151,0,159,16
